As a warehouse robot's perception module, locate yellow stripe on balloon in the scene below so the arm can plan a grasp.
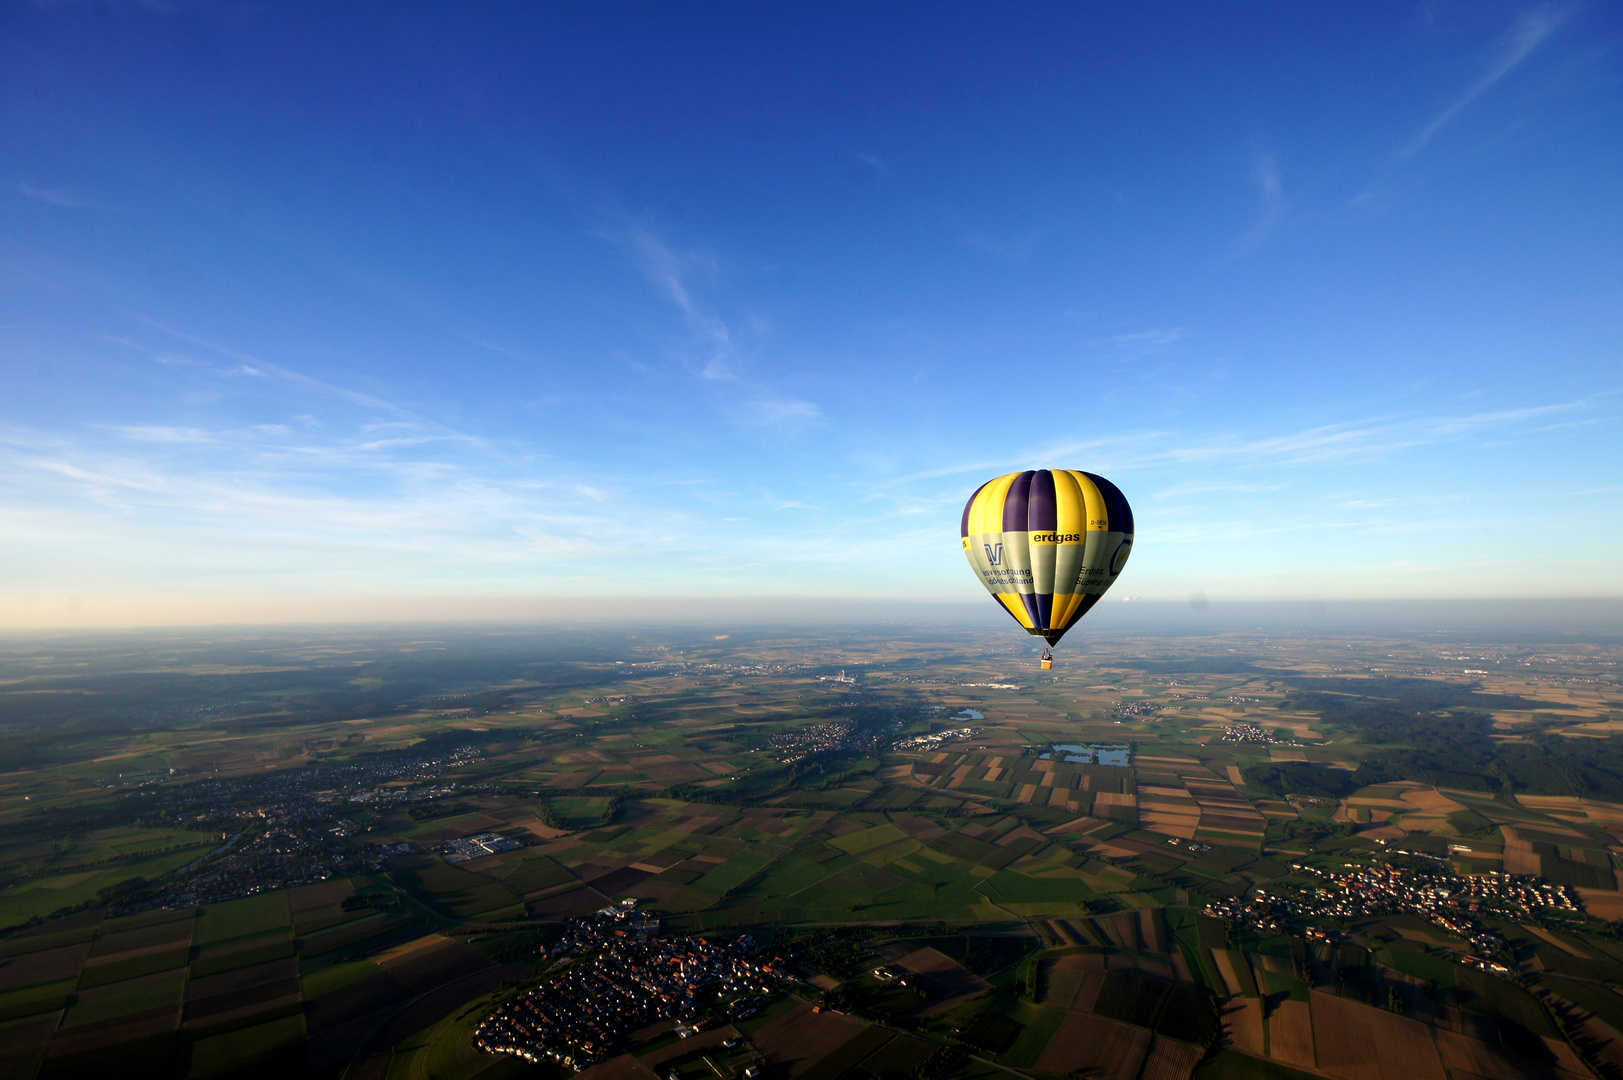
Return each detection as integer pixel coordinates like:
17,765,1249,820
969,472,1019,536
1053,470,1086,536
1064,470,1108,531
997,593,1036,629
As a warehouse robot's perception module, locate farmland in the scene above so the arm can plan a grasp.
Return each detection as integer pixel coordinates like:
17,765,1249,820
0,622,1621,1077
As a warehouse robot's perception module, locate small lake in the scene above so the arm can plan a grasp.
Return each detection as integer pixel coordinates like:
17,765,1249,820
1040,742,1130,765
952,708,984,721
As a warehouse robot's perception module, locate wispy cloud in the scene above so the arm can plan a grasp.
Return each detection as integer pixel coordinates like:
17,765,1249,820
1111,328,1189,348
880,395,1606,493
1399,5,1570,162
124,317,431,422
116,425,214,444
856,153,888,179
17,181,125,211
613,223,822,427
1037,399,1603,475
1229,151,1285,257
966,230,1042,261
622,224,733,375
741,395,822,427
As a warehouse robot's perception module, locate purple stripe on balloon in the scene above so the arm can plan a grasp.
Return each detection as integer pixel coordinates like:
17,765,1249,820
1019,591,1043,628
1034,591,1053,630
1002,471,1033,533
962,480,990,538
1028,470,1056,532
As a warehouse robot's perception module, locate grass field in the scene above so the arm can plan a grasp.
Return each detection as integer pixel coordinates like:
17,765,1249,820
0,977,75,1022
194,892,290,946
0,848,206,929
60,968,187,1027
999,1002,1067,1069
301,958,385,1000
184,1013,306,1078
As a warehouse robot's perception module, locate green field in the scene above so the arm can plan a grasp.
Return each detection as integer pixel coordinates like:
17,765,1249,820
184,1014,306,1078
60,969,187,1027
194,892,290,946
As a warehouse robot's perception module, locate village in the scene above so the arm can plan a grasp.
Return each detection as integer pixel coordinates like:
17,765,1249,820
1202,853,1580,956
476,903,780,1070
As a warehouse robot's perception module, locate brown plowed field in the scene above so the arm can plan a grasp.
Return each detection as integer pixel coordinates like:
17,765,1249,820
1434,1028,1549,1080
1221,997,1264,1055
578,1052,662,1080
528,885,611,921
896,947,987,1001
181,991,301,1031
1034,1012,1150,1080
1310,991,1445,1080
0,942,90,990
749,1002,867,1077
87,920,195,958
44,1004,179,1056
1139,1037,1202,1080
0,1012,60,1077
186,957,298,998
182,978,301,1022
1267,999,1315,1069
303,970,414,1033
638,1024,740,1067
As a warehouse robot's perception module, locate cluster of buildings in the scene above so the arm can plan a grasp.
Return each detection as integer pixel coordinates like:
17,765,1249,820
893,727,980,752
1220,723,1274,744
1203,857,1579,956
104,743,489,911
444,832,523,863
145,825,344,908
767,721,859,763
1114,700,1167,717
476,905,779,1070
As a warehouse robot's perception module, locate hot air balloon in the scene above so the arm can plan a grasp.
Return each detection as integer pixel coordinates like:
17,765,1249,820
961,470,1134,667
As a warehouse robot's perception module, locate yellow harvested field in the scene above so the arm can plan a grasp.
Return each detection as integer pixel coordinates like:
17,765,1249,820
373,934,453,969
1398,788,1462,811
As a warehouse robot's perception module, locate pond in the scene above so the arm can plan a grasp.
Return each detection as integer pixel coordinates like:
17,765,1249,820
1039,742,1130,766
952,708,984,721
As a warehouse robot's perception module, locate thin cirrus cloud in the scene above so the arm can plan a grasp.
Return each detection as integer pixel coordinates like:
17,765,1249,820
17,180,125,211
1228,152,1285,258
1400,4,1572,162
618,223,822,428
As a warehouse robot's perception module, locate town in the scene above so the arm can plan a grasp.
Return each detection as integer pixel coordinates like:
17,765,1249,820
476,903,779,1070
1202,853,1580,956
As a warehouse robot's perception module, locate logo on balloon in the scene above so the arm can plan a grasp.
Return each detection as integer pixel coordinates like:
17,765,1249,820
984,543,1004,567
1110,539,1132,575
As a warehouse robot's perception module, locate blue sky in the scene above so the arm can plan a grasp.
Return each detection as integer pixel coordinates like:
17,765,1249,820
2,2,1620,626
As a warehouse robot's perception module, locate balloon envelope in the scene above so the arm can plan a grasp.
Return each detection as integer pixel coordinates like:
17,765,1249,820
961,470,1134,646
